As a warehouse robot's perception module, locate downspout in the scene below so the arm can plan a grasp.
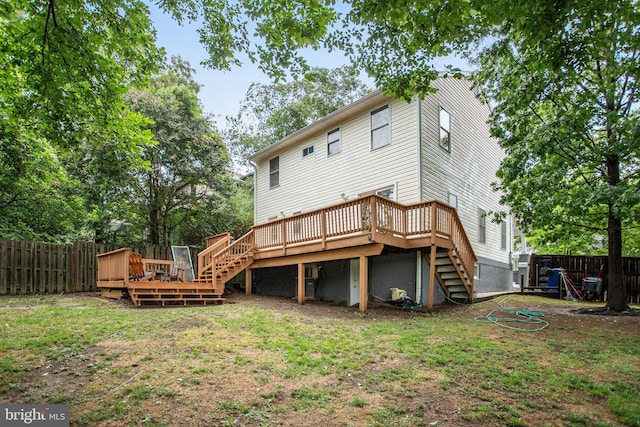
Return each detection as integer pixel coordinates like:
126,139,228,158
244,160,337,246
249,160,258,225
416,96,424,305
416,96,423,200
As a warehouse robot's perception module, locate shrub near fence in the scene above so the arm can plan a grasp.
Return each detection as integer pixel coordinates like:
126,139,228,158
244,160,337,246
0,239,200,295
529,254,640,304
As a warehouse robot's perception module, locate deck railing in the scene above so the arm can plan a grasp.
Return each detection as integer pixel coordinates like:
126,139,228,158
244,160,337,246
250,195,477,279
212,232,254,279
198,233,232,277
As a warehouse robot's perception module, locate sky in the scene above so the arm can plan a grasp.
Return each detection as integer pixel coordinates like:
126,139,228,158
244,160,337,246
148,4,472,130
147,4,364,130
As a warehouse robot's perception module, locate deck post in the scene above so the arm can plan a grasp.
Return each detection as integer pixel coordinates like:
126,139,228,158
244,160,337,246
245,268,252,295
359,255,368,313
297,263,305,304
431,202,437,245
427,246,437,311
369,197,377,241
282,221,287,256
321,212,327,249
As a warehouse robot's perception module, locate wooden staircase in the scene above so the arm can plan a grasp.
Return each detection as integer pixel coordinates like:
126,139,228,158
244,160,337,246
428,248,474,303
128,232,254,307
128,282,227,307
193,231,254,289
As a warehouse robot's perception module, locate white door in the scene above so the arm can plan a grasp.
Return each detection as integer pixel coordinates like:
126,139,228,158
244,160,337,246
349,258,360,306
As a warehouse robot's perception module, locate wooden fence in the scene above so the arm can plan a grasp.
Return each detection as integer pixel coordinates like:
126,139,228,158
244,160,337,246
529,254,640,304
0,239,200,295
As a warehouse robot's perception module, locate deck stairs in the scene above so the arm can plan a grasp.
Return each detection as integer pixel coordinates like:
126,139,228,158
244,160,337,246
128,282,228,307
428,248,474,302
191,231,254,290
128,232,254,307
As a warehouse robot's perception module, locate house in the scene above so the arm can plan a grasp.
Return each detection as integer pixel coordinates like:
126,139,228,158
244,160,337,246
242,77,513,309
103,77,513,310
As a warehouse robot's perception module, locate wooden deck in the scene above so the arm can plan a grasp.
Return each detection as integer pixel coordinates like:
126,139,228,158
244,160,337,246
97,195,476,310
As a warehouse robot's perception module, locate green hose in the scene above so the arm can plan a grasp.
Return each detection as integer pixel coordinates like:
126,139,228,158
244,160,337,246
474,297,549,332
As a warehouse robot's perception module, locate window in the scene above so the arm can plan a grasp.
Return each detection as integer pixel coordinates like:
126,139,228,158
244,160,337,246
474,263,481,279
448,193,458,210
501,220,507,250
440,107,451,152
269,156,279,189
371,105,390,149
478,208,486,243
377,187,395,200
302,145,314,157
327,128,341,155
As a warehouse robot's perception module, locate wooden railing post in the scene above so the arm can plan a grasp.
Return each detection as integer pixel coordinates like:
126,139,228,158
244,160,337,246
281,220,287,255
321,210,327,249
370,196,377,241
430,202,437,244
402,205,407,242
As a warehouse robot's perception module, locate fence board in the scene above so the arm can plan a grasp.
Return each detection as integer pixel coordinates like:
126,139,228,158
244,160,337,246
0,238,202,295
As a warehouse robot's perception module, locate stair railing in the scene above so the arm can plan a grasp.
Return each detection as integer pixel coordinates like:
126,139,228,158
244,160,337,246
211,231,254,283
198,233,231,278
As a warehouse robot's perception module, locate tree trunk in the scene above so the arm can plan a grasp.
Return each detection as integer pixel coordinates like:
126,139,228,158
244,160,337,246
605,155,628,311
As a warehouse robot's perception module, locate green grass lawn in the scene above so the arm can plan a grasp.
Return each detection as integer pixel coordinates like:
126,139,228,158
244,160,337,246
0,293,638,426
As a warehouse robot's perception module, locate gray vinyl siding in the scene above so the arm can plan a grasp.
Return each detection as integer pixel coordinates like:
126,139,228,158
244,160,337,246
254,98,419,223
420,77,510,264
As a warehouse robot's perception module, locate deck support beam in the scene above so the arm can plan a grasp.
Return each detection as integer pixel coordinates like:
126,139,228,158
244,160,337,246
297,263,305,304
359,255,368,313
245,268,252,295
427,246,437,311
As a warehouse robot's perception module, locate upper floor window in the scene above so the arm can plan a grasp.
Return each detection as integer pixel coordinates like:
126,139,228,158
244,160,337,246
327,128,341,156
478,207,486,243
501,220,507,250
302,145,314,157
371,105,390,150
269,156,279,189
440,107,451,152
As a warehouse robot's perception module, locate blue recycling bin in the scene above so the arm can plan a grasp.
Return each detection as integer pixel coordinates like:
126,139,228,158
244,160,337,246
547,268,562,290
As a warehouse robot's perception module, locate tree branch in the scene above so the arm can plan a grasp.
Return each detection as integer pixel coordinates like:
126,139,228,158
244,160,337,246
42,0,57,65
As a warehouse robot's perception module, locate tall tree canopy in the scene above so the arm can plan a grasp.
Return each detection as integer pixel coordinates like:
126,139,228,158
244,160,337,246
121,58,232,246
225,66,371,167
1,0,162,242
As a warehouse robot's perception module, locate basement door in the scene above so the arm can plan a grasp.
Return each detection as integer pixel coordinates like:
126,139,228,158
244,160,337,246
349,258,360,307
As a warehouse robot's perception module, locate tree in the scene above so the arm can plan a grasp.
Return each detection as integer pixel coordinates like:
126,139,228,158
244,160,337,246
477,3,639,311
1,0,163,241
225,66,371,168
160,0,639,311
121,58,231,245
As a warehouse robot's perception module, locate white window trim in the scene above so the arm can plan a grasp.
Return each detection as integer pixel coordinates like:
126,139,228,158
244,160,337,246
370,104,391,150
302,145,315,158
327,128,341,156
269,156,280,189
358,183,397,201
478,207,487,244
